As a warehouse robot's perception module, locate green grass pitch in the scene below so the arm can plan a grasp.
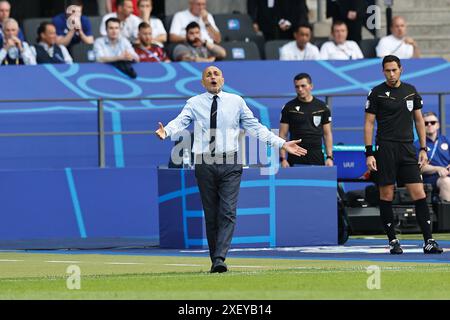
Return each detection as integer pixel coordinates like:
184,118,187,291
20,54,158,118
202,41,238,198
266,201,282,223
1,245,449,300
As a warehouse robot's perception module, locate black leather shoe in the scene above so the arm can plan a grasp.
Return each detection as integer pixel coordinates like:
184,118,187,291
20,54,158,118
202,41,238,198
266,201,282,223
210,258,228,273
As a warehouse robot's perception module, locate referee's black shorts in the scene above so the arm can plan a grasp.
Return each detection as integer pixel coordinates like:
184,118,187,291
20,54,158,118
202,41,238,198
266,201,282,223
373,140,422,186
288,148,325,166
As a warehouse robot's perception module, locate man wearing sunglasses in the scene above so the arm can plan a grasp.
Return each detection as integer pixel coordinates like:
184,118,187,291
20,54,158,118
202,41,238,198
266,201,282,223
414,112,450,202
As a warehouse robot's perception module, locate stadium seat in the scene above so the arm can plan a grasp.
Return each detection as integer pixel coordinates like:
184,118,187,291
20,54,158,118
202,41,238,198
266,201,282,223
70,43,95,63
165,42,178,60
221,41,260,60
23,17,50,44
313,36,329,49
264,40,290,60
213,13,257,42
359,38,380,58
88,16,103,38
164,14,173,35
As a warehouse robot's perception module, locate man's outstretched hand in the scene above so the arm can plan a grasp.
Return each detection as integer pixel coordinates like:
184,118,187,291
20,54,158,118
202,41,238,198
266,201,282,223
155,122,167,140
282,139,307,157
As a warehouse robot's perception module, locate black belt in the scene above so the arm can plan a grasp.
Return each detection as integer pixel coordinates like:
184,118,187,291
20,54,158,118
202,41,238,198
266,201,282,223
194,152,239,164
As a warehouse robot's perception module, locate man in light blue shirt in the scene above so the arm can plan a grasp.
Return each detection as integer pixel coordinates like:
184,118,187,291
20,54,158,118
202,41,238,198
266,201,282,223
94,17,139,63
156,66,307,273
94,17,139,77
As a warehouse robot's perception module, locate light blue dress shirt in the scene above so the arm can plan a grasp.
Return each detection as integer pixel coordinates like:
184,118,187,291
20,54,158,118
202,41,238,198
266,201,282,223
93,36,139,61
164,90,286,155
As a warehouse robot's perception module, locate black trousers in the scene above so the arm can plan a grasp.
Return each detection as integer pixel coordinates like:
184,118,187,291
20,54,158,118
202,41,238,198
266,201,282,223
288,148,325,166
194,161,243,262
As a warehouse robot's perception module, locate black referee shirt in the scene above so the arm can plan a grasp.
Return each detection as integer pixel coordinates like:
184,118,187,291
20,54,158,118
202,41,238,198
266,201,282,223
365,82,423,143
280,97,331,149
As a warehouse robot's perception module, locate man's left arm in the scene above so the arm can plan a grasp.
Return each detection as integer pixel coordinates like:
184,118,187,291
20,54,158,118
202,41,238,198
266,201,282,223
78,18,94,45
203,13,221,43
240,100,307,157
414,109,428,168
323,123,333,166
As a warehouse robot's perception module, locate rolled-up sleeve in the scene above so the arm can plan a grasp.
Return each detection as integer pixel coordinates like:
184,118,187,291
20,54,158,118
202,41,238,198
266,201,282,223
240,99,285,149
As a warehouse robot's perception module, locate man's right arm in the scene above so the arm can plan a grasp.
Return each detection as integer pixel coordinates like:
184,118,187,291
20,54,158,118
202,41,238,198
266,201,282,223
279,123,290,167
421,163,447,175
163,102,195,138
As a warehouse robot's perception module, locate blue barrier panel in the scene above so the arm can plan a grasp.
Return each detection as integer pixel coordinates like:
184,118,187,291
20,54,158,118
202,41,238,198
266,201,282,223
158,166,337,248
0,59,449,169
0,167,159,242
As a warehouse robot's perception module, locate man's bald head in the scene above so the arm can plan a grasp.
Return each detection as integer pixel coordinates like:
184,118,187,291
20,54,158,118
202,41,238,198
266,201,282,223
391,16,408,39
0,0,11,23
202,66,224,94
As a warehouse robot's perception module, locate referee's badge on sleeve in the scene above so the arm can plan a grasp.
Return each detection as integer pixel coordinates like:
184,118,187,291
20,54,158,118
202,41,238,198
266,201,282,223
406,100,414,111
313,115,321,127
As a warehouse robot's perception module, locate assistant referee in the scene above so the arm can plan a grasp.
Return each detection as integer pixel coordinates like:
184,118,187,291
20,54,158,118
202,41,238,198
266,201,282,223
364,55,443,254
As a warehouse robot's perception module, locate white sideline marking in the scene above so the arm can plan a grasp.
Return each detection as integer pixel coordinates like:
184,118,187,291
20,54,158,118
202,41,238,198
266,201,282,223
229,265,266,269
164,264,203,267
105,262,144,265
45,260,81,264
0,259,24,262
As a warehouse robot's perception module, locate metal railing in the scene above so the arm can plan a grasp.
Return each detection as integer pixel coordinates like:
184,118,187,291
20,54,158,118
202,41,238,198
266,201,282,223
1,91,448,168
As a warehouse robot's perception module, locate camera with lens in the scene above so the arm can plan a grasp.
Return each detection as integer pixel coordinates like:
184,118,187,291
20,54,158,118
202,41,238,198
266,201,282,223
66,5,82,31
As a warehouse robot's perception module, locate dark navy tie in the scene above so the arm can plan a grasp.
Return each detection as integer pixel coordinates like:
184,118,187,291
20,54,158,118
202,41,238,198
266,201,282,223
209,95,218,155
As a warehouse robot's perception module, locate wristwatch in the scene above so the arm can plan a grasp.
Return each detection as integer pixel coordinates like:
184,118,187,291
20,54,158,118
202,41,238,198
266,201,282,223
326,155,334,160
279,157,286,162
420,147,428,152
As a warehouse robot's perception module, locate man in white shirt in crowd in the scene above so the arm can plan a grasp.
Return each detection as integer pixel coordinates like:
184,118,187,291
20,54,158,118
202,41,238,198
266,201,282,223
0,18,35,65
169,0,221,44
376,16,420,59
137,0,167,44
320,20,363,60
100,0,142,44
279,23,320,61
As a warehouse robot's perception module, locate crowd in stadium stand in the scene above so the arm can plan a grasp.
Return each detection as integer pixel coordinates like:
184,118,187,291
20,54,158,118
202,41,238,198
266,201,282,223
0,0,422,67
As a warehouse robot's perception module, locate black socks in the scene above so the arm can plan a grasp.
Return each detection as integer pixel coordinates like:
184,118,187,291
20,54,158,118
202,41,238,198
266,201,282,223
379,198,433,243
379,200,397,242
414,198,433,242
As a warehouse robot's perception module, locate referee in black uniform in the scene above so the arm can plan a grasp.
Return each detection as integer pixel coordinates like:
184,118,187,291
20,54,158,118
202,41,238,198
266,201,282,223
279,73,333,167
364,55,443,254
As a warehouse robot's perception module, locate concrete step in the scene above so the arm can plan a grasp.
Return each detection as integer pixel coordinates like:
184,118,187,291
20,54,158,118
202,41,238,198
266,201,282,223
391,0,450,9
422,53,450,61
393,9,450,22
407,23,450,37
415,36,450,51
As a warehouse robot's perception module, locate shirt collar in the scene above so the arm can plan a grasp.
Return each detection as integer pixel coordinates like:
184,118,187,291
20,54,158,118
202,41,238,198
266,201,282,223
39,42,53,51
426,134,440,143
105,36,122,45
206,90,224,100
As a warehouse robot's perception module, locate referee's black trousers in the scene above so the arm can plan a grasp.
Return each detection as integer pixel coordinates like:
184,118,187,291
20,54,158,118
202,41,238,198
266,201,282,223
194,161,243,262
